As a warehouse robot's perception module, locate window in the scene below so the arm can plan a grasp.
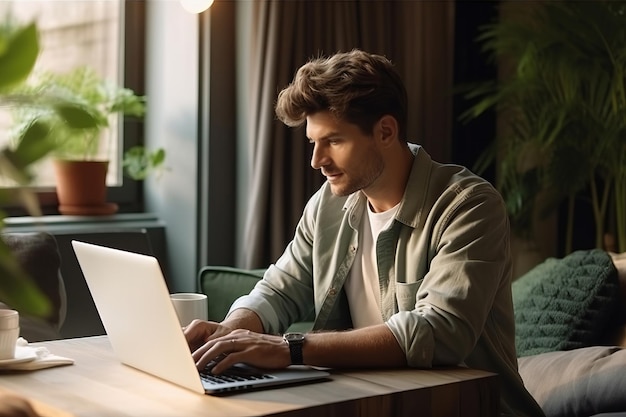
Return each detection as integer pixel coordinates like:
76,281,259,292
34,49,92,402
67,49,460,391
0,0,144,213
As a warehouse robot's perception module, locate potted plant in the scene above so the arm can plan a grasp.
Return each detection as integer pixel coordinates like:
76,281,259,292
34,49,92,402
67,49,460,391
460,1,626,255
11,65,165,215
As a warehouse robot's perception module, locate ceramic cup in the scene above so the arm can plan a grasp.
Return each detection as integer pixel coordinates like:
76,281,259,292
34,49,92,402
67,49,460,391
170,293,208,327
0,309,20,360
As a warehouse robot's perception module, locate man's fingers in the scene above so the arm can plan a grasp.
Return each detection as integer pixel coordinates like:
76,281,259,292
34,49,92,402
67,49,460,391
195,337,237,370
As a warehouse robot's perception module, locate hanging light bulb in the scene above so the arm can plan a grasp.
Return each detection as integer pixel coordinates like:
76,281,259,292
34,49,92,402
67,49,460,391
180,0,215,14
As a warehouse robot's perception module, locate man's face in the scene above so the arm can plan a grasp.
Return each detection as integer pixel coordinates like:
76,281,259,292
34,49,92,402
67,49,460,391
306,111,383,196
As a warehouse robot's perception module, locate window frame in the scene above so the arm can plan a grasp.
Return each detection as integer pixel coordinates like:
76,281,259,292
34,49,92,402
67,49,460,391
2,0,146,216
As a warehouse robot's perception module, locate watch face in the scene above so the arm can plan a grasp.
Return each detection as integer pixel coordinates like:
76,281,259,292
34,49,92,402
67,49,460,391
284,332,305,342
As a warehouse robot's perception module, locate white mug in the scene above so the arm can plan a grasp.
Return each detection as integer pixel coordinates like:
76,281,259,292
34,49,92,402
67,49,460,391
0,309,20,360
170,293,208,326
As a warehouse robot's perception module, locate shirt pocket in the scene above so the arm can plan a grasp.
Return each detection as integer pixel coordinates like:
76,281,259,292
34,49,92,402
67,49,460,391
396,280,422,311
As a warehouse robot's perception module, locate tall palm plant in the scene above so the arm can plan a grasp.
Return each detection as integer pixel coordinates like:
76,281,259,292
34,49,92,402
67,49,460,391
461,1,626,254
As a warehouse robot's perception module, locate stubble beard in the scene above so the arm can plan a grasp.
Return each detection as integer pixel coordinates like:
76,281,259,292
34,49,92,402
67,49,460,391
330,151,384,197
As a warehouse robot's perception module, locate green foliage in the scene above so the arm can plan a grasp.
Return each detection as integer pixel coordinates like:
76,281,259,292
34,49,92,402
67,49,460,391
0,237,51,318
8,60,165,179
0,20,55,317
10,66,146,160
460,1,626,253
0,19,165,317
0,21,38,90
123,146,167,181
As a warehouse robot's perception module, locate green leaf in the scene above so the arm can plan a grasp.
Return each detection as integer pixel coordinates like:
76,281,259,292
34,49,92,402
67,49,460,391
13,120,56,167
0,149,33,186
151,148,166,165
54,103,100,129
0,240,51,318
0,22,39,90
123,146,167,180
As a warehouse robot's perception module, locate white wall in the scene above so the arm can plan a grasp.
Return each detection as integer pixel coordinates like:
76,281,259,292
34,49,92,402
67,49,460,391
144,0,199,291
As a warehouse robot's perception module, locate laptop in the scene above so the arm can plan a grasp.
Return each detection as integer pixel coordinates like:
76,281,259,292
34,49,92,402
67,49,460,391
71,240,330,394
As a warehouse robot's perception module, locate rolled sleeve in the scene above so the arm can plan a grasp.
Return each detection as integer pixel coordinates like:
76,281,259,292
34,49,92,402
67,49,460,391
386,312,435,367
227,292,282,334
386,181,512,368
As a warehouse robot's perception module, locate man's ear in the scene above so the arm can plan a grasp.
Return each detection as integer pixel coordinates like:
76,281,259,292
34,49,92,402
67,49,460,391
376,115,398,148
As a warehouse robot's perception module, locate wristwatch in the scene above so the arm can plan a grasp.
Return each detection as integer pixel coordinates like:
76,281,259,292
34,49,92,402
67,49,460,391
283,332,305,365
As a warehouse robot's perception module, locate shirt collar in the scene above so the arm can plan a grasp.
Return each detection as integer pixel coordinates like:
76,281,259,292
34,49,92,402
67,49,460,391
342,143,432,230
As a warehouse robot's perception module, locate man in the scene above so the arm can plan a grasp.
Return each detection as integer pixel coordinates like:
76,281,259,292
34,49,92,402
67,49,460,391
185,49,545,416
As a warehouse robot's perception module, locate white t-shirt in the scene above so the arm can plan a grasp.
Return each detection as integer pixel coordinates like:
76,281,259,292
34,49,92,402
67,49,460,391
345,201,399,328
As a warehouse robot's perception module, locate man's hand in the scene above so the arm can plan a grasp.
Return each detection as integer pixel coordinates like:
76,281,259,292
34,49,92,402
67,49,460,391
183,308,285,373
183,319,235,352
183,308,264,353
188,328,290,374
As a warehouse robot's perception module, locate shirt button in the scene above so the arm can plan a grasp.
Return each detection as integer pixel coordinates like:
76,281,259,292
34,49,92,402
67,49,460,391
350,246,356,253
329,288,337,296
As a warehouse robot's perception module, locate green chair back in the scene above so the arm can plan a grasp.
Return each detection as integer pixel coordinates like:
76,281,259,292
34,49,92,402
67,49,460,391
197,266,265,322
197,265,314,332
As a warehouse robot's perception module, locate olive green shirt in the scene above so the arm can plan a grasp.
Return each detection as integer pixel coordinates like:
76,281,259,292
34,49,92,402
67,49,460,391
230,145,545,417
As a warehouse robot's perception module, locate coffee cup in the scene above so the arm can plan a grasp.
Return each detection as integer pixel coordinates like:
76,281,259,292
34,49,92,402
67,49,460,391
0,309,20,360
170,293,208,326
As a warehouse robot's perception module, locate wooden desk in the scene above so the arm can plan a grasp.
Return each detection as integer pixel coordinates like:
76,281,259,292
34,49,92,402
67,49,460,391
0,337,499,417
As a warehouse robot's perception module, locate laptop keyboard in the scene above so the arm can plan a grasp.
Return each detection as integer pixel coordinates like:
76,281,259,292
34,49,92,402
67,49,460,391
200,363,275,386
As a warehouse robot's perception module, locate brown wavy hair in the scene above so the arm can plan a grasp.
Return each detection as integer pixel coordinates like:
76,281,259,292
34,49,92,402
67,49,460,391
275,49,408,141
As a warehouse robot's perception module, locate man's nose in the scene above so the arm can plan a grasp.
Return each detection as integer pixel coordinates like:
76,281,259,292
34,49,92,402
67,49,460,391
310,144,326,170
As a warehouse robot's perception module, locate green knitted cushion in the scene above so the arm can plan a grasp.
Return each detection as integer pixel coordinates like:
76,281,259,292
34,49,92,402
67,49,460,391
513,249,620,357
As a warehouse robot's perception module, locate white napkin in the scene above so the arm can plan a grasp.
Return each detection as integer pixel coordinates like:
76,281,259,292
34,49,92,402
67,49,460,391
0,337,74,371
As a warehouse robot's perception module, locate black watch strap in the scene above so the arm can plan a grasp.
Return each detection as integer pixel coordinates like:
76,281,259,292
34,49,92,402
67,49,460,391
283,333,305,365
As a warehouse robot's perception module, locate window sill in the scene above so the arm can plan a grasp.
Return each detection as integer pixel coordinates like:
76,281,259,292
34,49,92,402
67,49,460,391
3,213,164,232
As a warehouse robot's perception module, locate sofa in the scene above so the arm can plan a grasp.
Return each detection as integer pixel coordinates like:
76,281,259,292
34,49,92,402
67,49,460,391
514,249,626,417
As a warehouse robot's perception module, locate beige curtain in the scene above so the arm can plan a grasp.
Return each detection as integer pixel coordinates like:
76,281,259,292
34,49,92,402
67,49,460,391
241,0,455,268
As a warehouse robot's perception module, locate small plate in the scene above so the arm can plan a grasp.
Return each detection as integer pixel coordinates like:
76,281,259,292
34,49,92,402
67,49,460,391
0,347,37,367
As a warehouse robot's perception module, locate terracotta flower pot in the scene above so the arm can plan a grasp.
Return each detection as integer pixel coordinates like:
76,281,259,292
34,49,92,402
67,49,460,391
53,159,118,215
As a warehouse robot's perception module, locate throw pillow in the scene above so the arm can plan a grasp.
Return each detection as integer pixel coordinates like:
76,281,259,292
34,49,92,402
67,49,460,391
513,249,619,357
518,346,626,417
